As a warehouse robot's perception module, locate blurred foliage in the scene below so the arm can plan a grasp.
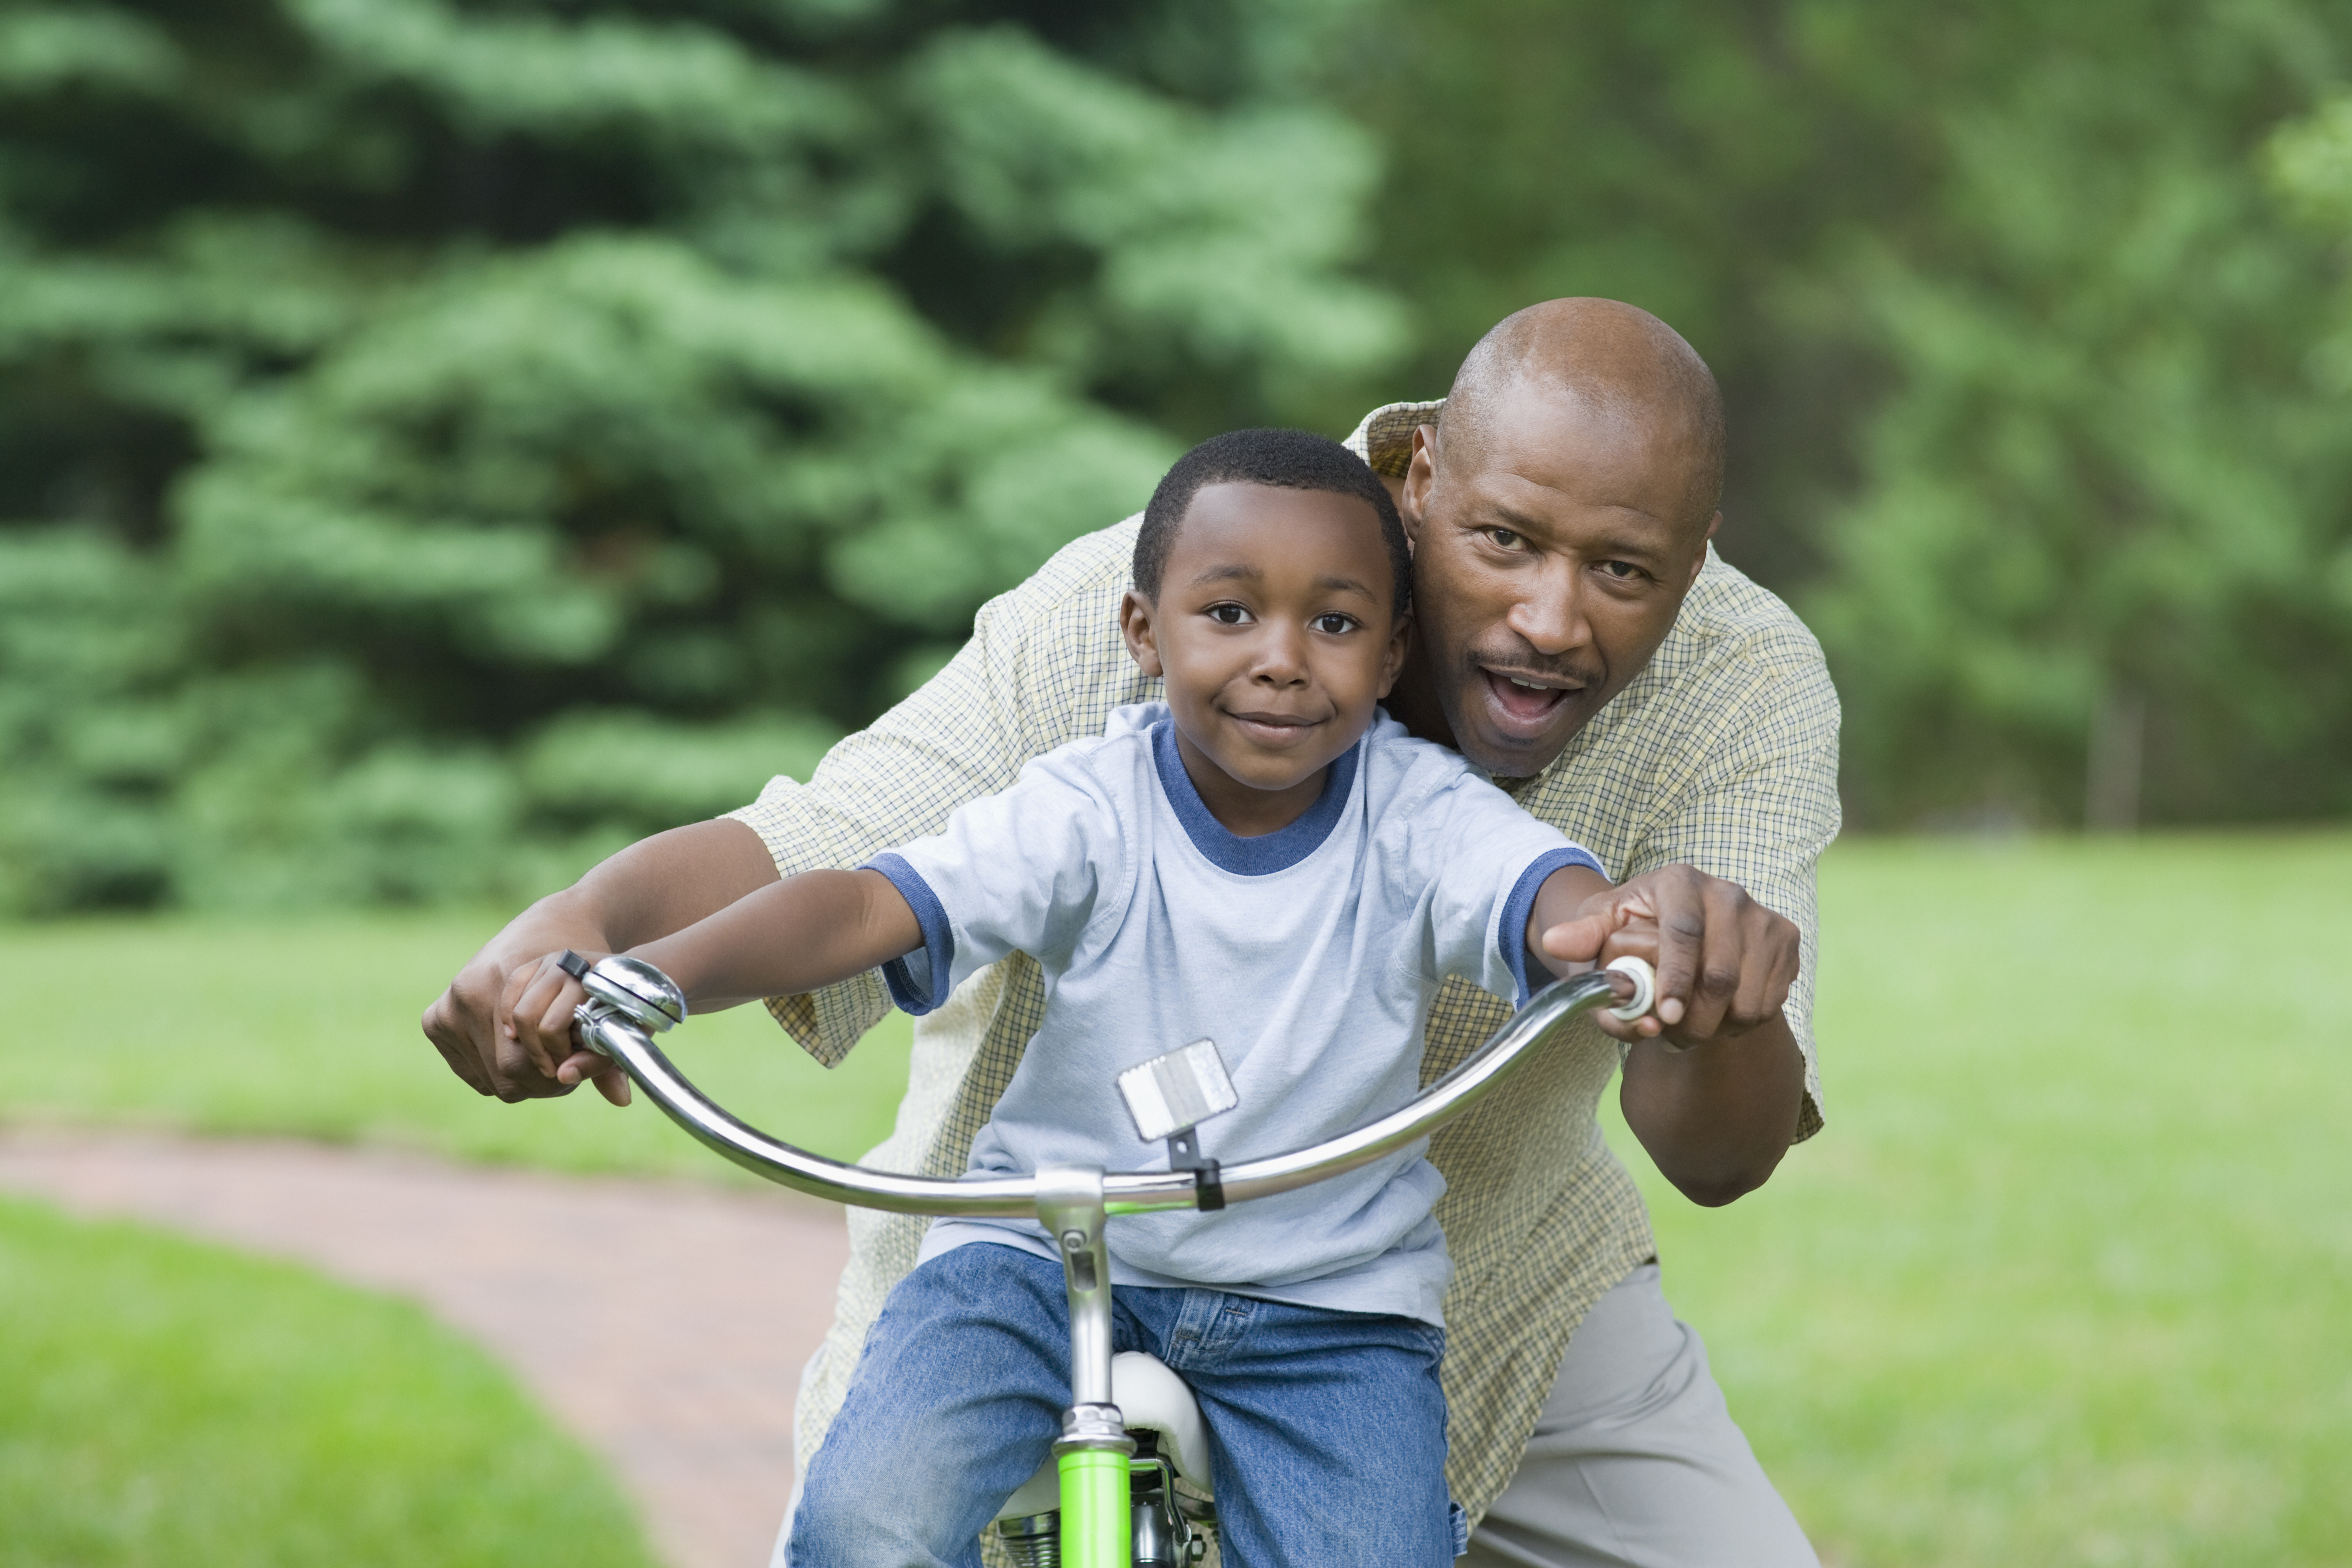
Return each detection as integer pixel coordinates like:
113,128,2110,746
1350,0,2352,828
9,1,2352,917
0,0,1400,912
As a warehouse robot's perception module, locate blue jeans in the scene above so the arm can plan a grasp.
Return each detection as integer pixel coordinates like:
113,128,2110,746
789,1241,1462,1567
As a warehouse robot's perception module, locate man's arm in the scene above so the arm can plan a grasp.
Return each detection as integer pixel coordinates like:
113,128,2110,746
507,869,923,1068
422,520,1149,1103
422,818,780,1104
1543,615,1840,1206
1542,868,1807,1205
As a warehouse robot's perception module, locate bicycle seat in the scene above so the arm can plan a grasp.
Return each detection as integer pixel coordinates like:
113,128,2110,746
992,1351,1214,1521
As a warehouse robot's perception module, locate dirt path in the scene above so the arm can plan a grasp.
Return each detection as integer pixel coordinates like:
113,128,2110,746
0,1127,848,1568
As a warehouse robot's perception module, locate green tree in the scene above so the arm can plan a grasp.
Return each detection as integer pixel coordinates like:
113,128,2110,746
0,0,1402,912
1350,0,2352,827
1809,2,2352,827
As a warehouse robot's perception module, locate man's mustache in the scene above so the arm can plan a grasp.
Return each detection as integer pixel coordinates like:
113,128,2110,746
1460,638,1603,689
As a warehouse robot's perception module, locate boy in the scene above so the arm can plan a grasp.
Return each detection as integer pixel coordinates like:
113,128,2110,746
516,428,1644,1565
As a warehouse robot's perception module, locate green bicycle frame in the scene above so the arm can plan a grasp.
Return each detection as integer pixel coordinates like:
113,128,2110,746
1058,1447,1132,1567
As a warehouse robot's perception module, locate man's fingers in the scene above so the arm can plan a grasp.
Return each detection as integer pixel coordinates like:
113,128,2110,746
535,982,582,1056
592,1062,632,1107
1644,868,1708,1029
1732,905,1802,1028
1670,877,1745,1040
421,994,496,1096
507,960,572,1078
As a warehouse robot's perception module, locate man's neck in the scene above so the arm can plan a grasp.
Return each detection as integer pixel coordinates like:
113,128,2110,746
1384,651,1457,752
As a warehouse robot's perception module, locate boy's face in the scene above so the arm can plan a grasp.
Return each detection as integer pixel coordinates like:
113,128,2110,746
1120,482,1411,794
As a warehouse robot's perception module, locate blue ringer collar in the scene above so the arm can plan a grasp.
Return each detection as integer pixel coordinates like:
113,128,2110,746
1151,718,1360,876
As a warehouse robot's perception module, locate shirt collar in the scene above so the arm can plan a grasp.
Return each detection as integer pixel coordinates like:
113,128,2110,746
1150,718,1361,876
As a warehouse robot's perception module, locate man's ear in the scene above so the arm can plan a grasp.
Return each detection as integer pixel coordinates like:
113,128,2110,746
1686,511,1722,590
1375,611,1414,701
1119,589,1165,678
1399,426,1439,550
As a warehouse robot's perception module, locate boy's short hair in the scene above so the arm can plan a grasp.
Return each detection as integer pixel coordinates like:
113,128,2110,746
1134,428,1413,618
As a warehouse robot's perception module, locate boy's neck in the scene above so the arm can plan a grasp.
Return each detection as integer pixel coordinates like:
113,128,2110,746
1170,727,1331,838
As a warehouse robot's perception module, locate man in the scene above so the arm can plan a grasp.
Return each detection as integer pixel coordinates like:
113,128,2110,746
427,299,1839,1566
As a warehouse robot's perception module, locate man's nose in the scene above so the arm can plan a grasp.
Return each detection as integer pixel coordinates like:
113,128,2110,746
1506,558,1590,656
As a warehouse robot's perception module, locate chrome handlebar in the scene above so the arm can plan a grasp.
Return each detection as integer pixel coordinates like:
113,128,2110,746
574,954,1655,1219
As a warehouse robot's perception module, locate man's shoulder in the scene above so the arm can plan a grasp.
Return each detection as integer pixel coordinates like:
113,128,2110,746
1620,548,1838,738
1668,549,1829,677
1005,515,1141,613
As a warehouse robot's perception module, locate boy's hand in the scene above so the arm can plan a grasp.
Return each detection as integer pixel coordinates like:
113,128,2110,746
1540,865,1798,1047
504,951,633,1106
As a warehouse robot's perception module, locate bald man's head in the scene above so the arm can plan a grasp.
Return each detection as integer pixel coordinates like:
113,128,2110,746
1436,299,1725,533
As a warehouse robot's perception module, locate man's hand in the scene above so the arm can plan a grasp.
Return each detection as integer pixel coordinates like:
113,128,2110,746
420,818,782,1106
1541,863,1800,1047
1540,864,1807,1207
422,915,632,1105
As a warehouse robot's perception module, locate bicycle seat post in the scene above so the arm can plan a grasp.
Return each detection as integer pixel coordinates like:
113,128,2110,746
1037,1164,1133,1564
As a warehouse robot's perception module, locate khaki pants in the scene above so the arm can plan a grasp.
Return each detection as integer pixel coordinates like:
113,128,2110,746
1465,1263,1818,1568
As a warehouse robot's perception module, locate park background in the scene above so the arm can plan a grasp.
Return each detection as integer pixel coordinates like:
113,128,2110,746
1,0,2347,1564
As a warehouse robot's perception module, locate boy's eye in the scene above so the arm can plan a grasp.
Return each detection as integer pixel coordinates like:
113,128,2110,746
1312,613,1360,635
1206,603,1254,625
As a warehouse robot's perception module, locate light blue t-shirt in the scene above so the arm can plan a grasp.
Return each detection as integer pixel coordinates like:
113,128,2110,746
867,703,1599,1326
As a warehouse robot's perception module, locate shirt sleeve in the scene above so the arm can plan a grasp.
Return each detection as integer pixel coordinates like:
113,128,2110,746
861,750,1124,1016
1416,773,1605,1007
1620,616,1842,1142
723,521,1153,1063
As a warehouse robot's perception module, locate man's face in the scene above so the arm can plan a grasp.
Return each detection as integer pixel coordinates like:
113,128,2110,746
1120,482,1410,794
1398,391,1718,777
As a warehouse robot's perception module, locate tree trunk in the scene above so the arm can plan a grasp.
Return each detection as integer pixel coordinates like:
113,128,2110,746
2085,687,2146,832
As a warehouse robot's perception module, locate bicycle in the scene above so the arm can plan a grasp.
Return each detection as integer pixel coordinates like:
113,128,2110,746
566,950,1659,1567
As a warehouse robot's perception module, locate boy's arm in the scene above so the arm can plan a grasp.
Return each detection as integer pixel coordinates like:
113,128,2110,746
508,870,922,1072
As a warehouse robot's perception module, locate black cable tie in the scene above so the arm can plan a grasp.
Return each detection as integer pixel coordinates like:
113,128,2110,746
1167,1130,1226,1212
1193,1158,1225,1212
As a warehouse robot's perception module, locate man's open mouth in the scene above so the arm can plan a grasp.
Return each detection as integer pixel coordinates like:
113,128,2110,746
1480,669,1576,724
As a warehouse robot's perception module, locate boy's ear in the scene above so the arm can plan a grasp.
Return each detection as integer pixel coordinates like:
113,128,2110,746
1374,610,1413,701
1120,589,1165,678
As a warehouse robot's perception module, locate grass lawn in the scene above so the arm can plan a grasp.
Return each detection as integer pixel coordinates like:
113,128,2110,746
5,908,916,1177
8,832,2350,1564
1601,832,2352,1566
0,1195,656,1568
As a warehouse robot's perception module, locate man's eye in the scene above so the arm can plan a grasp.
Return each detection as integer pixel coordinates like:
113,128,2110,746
1487,528,1523,550
1207,603,1253,625
1596,560,1642,581
1312,613,1360,635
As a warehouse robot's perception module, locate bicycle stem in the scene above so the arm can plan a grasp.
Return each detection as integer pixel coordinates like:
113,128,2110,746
1036,1165,1133,1566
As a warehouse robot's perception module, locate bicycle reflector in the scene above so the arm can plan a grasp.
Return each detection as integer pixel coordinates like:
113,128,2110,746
1119,1039,1238,1142
1120,1039,1239,1213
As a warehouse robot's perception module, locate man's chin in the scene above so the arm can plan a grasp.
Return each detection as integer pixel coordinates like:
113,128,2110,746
1449,674,1587,776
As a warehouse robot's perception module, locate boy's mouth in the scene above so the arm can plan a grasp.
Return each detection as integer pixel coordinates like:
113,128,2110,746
1224,708,1323,747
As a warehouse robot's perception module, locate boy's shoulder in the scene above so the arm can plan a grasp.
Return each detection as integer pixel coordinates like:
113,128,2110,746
1009,699,1165,798
1356,708,1507,818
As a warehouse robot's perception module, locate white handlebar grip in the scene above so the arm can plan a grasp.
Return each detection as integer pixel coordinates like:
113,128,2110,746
1604,956,1657,1022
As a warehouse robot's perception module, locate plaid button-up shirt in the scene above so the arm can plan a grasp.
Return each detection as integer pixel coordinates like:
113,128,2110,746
730,400,1840,1527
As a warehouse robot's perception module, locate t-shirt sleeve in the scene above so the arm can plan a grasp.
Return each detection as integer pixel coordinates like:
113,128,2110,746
1417,774,1605,1006
860,749,1124,1017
